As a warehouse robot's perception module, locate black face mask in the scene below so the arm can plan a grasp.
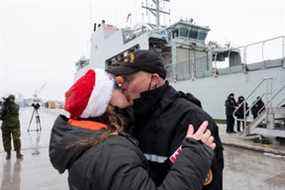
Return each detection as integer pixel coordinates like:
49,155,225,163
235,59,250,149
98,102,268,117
133,84,167,120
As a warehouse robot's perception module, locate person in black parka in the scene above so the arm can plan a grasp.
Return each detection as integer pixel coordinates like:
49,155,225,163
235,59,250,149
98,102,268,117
235,96,249,132
251,96,265,119
225,93,237,133
49,68,215,190
108,50,224,190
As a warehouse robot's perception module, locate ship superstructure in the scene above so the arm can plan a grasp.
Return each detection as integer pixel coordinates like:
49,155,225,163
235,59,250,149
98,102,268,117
75,0,285,138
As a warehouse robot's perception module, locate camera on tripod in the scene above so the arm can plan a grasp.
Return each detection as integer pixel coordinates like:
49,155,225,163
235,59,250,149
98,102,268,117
31,102,40,110
27,101,42,132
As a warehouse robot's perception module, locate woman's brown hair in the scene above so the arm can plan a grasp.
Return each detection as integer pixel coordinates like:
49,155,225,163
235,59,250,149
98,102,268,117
65,105,127,149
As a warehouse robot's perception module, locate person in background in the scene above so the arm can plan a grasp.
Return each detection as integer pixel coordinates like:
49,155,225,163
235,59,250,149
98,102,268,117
251,96,265,119
235,96,249,132
0,94,23,160
225,93,237,133
108,50,224,190
49,68,216,190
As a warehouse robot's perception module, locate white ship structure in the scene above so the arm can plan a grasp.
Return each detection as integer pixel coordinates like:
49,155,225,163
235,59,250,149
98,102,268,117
75,0,285,138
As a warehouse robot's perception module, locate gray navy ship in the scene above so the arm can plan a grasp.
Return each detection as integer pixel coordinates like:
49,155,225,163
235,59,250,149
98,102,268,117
74,0,285,138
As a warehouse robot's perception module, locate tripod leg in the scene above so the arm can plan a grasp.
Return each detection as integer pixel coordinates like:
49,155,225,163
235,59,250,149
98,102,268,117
27,110,35,132
35,118,39,132
36,110,42,131
36,117,41,132
39,118,42,131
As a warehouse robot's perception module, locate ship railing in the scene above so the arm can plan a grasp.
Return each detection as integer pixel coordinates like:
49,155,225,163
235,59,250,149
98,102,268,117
260,84,285,129
265,84,285,112
277,98,285,107
214,36,285,72
165,36,285,82
211,35,285,75
232,77,273,135
239,84,285,135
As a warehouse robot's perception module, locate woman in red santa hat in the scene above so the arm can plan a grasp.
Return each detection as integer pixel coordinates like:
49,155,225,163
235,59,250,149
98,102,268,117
49,68,215,190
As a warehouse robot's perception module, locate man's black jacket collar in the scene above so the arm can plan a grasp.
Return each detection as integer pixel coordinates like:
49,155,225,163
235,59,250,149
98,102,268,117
133,81,177,120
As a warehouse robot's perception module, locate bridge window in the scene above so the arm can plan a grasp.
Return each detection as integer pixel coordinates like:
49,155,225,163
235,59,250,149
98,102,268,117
172,29,179,38
189,28,198,39
179,27,189,38
198,30,207,41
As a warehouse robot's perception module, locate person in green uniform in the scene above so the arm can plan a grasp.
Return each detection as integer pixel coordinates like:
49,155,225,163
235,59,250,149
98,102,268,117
0,94,23,160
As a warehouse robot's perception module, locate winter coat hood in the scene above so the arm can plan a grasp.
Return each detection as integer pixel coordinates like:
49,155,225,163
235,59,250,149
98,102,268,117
49,115,108,173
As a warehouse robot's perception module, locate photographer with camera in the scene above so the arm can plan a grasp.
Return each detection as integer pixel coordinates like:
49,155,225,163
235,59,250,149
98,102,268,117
0,94,23,160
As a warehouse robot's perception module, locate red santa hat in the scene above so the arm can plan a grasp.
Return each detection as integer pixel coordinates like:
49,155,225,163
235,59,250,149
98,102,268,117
64,69,114,118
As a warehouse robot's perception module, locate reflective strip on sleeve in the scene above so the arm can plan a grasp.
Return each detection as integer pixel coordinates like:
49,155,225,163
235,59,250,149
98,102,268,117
144,154,168,163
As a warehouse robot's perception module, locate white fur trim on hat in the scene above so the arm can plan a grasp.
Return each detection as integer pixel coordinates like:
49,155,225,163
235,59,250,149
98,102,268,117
80,69,114,118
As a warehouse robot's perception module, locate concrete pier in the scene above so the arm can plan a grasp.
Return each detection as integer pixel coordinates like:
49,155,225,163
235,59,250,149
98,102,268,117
0,108,285,190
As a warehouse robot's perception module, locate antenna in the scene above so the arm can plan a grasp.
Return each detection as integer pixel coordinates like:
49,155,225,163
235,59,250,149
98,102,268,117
142,0,170,29
34,82,47,99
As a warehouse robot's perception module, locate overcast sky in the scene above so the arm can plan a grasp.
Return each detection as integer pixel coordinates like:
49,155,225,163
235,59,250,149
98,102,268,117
0,0,284,101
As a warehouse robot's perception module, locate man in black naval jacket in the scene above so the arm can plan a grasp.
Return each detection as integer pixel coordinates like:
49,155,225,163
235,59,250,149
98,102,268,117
108,50,224,190
225,93,237,133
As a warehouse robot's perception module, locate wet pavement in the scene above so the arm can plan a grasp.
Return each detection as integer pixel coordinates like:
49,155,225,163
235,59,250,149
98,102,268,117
0,108,67,190
223,146,285,190
0,108,285,190
0,149,67,190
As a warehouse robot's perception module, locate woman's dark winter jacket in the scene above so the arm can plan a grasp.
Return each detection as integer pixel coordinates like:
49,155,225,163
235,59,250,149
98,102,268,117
49,115,213,190
235,101,249,119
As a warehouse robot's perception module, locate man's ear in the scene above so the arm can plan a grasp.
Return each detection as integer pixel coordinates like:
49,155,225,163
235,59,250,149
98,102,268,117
154,73,165,84
152,73,160,81
151,73,162,88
